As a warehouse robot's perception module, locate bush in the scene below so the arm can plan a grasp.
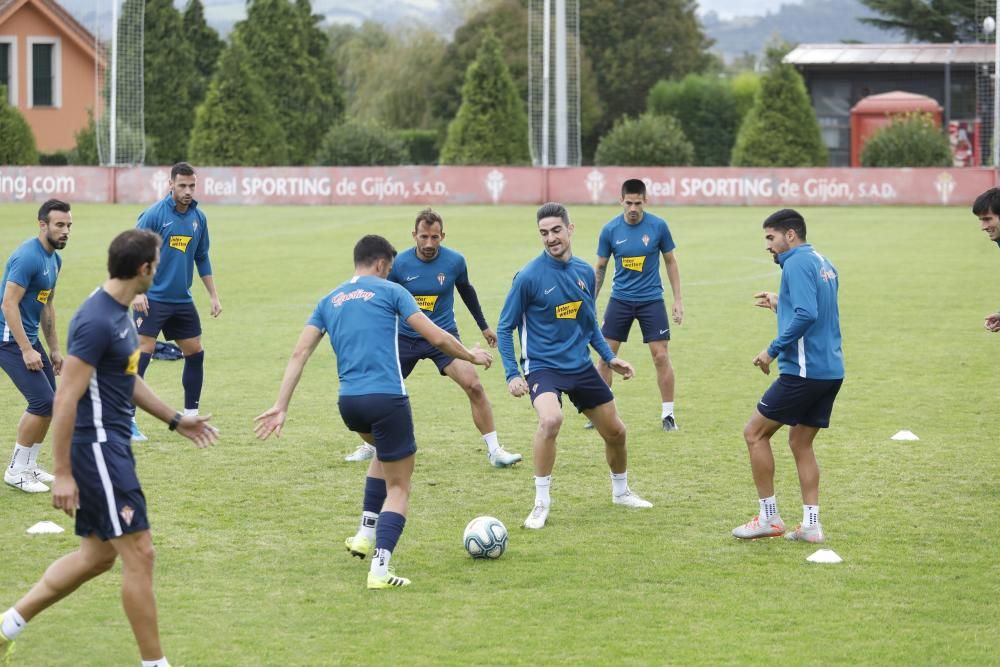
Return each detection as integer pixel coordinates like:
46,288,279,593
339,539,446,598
860,112,951,167
0,85,39,164
315,120,408,166
731,61,827,167
39,151,70,165
647,74,743,166
68,110,99,165
395,129,440,164
594,114,693,166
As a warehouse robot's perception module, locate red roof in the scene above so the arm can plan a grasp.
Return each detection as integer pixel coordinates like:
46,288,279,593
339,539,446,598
851,90,942,114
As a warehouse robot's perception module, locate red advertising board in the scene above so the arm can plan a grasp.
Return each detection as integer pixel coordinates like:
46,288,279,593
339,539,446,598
0,165,994,206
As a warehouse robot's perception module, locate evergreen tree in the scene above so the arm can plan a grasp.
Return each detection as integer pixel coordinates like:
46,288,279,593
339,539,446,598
440,30,531,165
860,0,975,42
730,59,827,167
0,86,39,164
143,0,195,164
188,38,288,166
184,0,223,109
235,0,343,164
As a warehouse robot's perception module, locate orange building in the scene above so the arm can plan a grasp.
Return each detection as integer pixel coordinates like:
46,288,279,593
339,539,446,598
0,0,100,152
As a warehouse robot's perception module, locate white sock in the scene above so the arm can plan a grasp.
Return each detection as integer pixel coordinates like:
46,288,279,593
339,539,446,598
28,443,42,467
759,496,778,520
534,475,551,506
370,548,392,577
7,444,31,473
2,607,27,640
358,511,378,540
803,505,819,527
482,431,500,455
182,408,198,417
661,401,674,419
610,471,628,496
141,658,170,667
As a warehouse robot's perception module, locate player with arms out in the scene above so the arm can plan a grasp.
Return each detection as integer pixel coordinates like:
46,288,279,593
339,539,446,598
592,178,683,431
497,203,652,530
1,199,72,493
0,229,218,666
255,235,492,589
732,209,844,544
343,208,520,468
131,162,221,441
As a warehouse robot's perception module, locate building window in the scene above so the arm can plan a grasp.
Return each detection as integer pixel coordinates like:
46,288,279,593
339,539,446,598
27,37,60,108
0,37,15,105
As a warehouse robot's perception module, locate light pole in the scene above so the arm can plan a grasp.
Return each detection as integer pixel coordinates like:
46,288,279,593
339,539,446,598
988,7,1000,166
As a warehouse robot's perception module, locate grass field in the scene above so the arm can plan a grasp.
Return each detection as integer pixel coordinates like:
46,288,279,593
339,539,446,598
0,203,998,666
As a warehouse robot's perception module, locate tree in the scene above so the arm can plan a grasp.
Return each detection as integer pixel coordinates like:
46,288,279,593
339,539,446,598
594,114,693,166
188,38,288,166
0,86,39,164
183,0,224,110
860,112,951,167
68,110,99,165
143,0,195,164
440,30,531,165
647,74,743,166
731,58,827,167
235,0,343,164
859,0,976,42
315,121,408,166
580,0,716,158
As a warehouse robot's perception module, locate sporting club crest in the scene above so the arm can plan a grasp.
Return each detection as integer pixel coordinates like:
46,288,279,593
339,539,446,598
437,272,446,285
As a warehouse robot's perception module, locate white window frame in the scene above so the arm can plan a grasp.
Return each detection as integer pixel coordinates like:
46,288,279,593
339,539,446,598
0,36,16,106
26,36,60,108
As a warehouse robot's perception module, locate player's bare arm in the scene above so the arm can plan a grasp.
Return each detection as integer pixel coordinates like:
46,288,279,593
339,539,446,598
201,274,222,318
662,250,683,324
40,294,62,375
754,291,778,312
406,311,492,368
1,280,42,370
133,377,218,448
255,325,325,440
593,256,609,300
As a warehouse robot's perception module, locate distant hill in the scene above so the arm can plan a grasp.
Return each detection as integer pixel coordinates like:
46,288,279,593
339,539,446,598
703,0,903,61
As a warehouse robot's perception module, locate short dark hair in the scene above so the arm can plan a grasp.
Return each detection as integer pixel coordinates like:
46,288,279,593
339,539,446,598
763,208,807,241
621,179,646,198
108,229,161,280
537,202,569,225
171,162,196,180
972,188,1000,216
414,208,443,232
38,199,70,223
354,235,397,266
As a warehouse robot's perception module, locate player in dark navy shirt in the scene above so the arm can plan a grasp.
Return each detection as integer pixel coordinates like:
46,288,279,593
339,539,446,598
0,230,218,667
1,199,72,494
497,203,652,530
343,209,521,468
973,188,1000,332
130,162,222,442
593,179,684,432
255,234,492,589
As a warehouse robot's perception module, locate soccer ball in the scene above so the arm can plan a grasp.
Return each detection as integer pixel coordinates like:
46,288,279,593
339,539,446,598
463,516,508,559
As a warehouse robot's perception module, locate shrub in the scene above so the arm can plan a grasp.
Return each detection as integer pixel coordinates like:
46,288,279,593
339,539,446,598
315,120,408,166
647,74,743,166
0,86,39,165
860,112,951,167
395,129,440,165
68,110,99,165
594,114,693,166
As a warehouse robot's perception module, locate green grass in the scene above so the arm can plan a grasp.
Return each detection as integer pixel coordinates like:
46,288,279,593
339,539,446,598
1,204,998,665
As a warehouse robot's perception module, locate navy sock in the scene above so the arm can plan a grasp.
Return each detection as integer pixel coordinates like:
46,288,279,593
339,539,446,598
138,352,152,378
182,351,204,411
374,511,406,553
363,476,387,514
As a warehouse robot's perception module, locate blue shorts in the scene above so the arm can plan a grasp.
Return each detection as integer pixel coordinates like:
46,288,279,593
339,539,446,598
71,437,150,540
338,394,417,462
757,375,843,428
601,297,670,343
0,340,56,416
398,331,459,378
134,300,202,341
526,366,614,413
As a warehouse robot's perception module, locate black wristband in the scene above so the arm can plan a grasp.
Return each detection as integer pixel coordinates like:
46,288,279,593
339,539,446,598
168,412,182,431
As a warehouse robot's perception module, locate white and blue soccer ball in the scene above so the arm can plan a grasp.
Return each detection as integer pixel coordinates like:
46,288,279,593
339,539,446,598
463,516,508,559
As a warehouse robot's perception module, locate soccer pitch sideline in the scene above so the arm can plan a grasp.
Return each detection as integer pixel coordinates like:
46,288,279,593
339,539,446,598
0,203,996,666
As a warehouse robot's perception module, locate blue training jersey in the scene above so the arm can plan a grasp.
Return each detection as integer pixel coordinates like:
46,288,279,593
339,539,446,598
768,244,844,380
497,252,615,382
307,275,421,397
388,246,468,337
0,238,61,345
68,288,141,444
596,212,675,303
136,193,212,304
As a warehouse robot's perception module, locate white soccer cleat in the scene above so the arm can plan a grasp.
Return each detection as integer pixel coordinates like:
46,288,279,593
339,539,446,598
4,468,49,493
27,465,54,483
488,447,522,468
732,514,786,539
522,502,550,529
612,489,653,508
344,443,375,462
